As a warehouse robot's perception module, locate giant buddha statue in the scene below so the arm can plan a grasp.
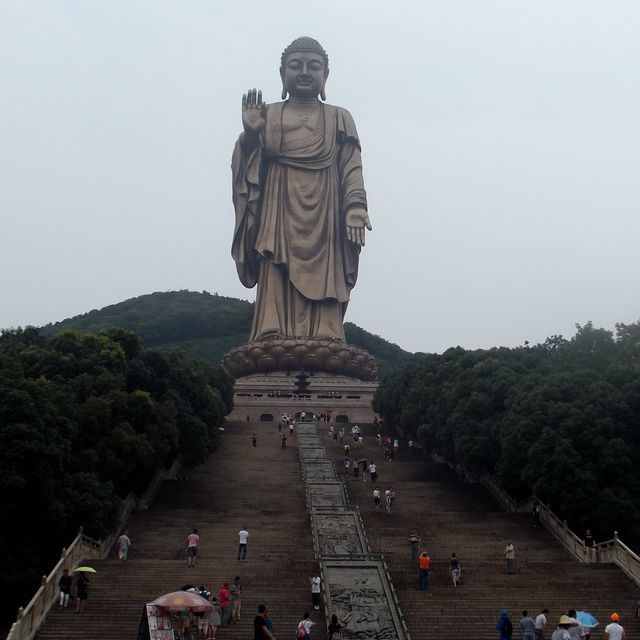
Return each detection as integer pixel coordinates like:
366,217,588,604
223,37,377,381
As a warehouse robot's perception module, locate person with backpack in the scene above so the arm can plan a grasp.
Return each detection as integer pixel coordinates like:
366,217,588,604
296,613,314,640
496,609,513,640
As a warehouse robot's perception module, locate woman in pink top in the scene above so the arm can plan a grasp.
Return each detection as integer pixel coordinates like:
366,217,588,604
186,528,200,567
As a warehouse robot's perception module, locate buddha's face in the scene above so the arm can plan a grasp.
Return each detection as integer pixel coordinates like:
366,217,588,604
281,51,328,99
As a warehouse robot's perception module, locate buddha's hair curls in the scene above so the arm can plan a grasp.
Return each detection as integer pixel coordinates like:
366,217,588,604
281,37,329,69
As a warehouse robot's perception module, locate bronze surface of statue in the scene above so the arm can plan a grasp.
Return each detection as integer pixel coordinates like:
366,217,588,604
226,37,376,381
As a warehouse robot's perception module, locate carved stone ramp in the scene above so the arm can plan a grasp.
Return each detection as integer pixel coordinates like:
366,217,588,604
297,422,410,640
323,560,409,640
320,425,640,640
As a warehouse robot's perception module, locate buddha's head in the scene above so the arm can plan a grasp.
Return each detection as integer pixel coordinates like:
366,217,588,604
280,37,329,101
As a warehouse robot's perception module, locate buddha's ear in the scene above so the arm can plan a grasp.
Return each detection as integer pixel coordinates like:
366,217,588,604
320,69,329,101
280,66,287,100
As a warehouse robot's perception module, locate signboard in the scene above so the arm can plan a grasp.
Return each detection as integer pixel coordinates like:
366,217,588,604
145,604,175,640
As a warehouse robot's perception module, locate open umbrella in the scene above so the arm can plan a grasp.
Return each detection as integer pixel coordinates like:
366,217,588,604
576,611,598,628
150,591,212,613
73,566,97,573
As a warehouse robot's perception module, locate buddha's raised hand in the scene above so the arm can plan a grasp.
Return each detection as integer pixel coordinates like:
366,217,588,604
242,88,267,137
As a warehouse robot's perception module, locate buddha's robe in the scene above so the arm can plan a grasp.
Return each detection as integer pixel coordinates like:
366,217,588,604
232,102,368,341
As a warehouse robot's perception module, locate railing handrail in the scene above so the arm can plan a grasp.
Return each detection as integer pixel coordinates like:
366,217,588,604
6,459,179,640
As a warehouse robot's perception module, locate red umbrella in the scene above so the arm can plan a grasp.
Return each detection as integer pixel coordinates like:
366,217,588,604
150,591,212,613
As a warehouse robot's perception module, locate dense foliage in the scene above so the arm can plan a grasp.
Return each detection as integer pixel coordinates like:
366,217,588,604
41,290,414,377
0,327,232,628
374,321,640,547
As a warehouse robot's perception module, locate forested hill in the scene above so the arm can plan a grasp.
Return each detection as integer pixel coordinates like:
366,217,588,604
41,290,414,377
374,321,640,548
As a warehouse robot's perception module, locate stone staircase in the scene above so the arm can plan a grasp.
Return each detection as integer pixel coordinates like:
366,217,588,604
36,422,324,640
320,426,640,640
34,419,640,640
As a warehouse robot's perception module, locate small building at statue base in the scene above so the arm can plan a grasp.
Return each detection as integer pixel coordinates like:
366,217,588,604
227,371,379,424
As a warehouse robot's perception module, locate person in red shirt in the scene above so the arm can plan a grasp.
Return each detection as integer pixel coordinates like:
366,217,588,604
218,582,231,627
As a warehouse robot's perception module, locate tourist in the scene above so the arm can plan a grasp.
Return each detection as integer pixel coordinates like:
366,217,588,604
583,529,596,562
74,571,89,613
327,614,344,640
339,428,344,443
520,610,536,640
117,530,131,561
309,575,321,610
393,438,399,454
534,609,549,640
417,551,431,591
296,613,314,640
408,529,420,562
531,502,541,527
281,433,287,449
604,612,625,640
343,457,351,475
289,423,294,436
496,610,513,640
332,428,338,443
361,459,368,482
408,439,414,454
229,576,242,624
550,615,576,640
384,486,395,515
252,433,257,447
218,582,231,626
352,458,359,478
369,461,378,484
505,541,515,574
237,526,249,560
264,607,274,635
373,487,381,510
254,604,276,640
186,528,200,567
566,609,585,639
344,442,350,457
450,553,462,588
376,433,382,446
58,568,72,611
206,595,222,640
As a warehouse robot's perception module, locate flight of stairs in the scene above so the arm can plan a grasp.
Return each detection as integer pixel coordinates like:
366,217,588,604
320,425,640,640
35,419,640,640
36,421,325,640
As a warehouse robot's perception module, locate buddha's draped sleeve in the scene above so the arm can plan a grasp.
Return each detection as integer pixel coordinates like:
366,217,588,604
336,108,368,215
231,132,263,288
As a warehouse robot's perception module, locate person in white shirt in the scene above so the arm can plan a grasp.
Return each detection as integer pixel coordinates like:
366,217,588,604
237,527,249,560
297,613,314,640
309,576,321,610
604,612,626,640
534,608,549,640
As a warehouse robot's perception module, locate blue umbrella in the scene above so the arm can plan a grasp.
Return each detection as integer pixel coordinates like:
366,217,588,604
576,611,598,628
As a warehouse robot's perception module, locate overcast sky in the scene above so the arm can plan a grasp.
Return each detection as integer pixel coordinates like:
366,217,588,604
1,1,639,353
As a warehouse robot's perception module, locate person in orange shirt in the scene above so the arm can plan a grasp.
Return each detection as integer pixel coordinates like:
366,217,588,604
418,552,431,591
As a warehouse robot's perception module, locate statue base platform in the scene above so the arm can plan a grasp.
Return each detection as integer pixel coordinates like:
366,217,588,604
221,337,377,382
226,371,379,424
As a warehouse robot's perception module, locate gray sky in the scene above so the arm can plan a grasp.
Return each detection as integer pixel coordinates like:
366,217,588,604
1,1,639,354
